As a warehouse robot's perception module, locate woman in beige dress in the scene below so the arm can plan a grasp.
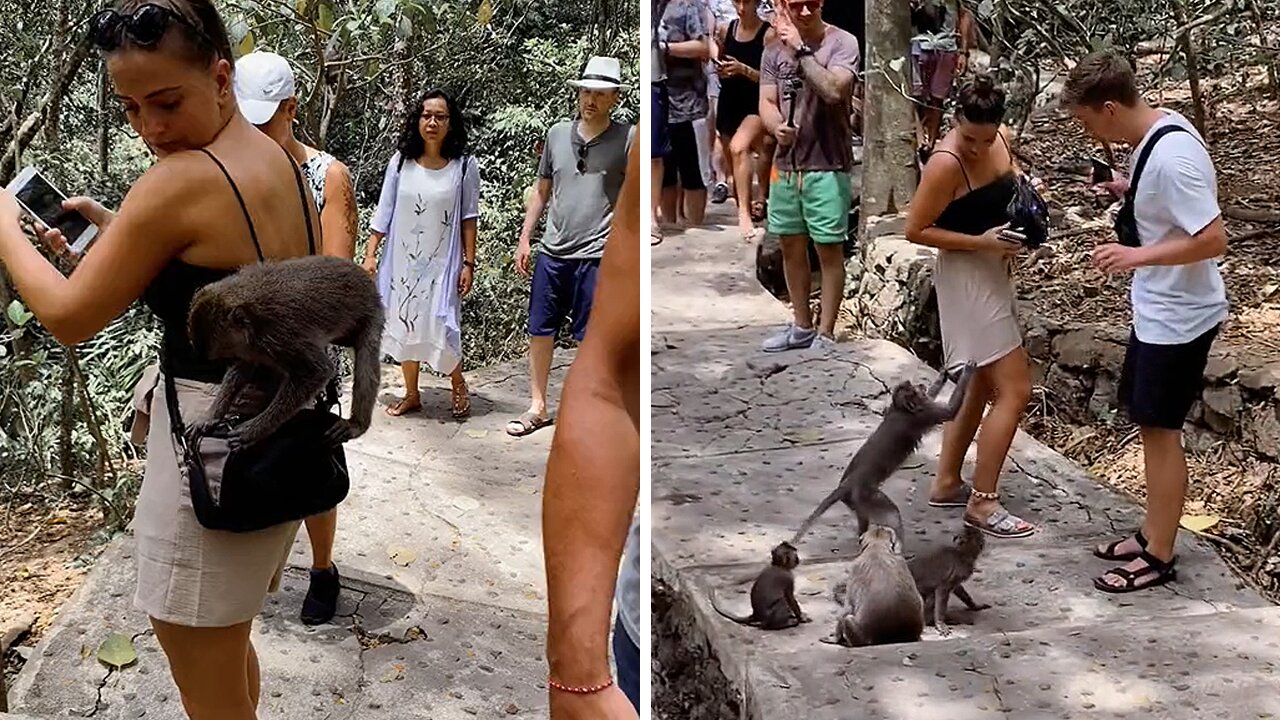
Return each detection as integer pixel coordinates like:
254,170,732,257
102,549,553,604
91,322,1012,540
904,74,1036,539
0,1,322,716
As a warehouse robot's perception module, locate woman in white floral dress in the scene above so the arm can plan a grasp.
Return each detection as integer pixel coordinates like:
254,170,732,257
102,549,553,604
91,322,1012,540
363,89,480,418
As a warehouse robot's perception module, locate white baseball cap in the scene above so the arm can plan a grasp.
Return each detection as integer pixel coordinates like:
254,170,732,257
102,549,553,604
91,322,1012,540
234,51,295,125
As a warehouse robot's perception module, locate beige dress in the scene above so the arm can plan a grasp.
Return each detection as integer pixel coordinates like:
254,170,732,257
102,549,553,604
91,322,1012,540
130,368,301,627
928,154,1023,371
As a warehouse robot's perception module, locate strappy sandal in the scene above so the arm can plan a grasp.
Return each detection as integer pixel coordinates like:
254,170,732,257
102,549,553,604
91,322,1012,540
1093,528,1148,561
506,411,551,437
1093,550,1178,594
928,482,973,508
450,382,471,419
651,226,664,247
964,506,1036,538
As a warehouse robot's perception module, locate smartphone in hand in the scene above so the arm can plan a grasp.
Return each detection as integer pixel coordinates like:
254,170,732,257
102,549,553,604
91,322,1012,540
7,167,98,254
1090,157,1114,184
999,228,1027,244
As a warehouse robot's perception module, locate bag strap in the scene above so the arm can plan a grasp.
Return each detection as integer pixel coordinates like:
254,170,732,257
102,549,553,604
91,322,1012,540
1125,124,1190,206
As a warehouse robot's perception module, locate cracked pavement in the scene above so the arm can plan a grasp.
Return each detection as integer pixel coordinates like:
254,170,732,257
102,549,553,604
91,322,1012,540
8,355,570,719
652,206,1280,719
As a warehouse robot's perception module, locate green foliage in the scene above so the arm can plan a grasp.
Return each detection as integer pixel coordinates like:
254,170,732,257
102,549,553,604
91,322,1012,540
0,0,638,522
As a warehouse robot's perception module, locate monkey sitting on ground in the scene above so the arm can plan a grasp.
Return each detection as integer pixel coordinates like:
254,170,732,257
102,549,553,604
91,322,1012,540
821,525,923,647
790,361,977,546
186,255,385,448
710,541,812,630
908,524,992,637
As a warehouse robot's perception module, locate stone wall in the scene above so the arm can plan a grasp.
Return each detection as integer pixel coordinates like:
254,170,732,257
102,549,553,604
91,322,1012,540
844,213,1280,546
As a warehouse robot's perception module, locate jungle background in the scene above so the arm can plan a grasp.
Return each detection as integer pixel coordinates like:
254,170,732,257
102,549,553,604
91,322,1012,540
0,0,638,694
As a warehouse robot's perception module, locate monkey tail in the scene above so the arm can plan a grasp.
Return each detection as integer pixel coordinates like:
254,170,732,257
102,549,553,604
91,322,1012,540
347,305,385,435
790,488,843,545
709,588,756,625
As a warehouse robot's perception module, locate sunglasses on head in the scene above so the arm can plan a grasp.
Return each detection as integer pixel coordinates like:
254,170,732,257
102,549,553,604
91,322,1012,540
90,3,212,51
785,0,821,12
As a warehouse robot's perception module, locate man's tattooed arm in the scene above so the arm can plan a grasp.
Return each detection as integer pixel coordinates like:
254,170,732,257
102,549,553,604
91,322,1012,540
322,160,359,261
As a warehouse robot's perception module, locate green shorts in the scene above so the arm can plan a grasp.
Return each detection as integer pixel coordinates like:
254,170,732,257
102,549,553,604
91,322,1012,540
767,170,853,244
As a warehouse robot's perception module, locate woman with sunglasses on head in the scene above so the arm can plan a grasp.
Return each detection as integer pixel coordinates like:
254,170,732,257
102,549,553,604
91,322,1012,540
0,1,323,717
362,89,479,420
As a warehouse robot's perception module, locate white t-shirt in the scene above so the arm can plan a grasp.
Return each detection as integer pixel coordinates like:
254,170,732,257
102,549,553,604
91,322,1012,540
1128,110,1229,345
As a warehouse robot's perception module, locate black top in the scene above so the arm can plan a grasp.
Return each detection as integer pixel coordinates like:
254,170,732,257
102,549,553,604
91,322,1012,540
930,136,1016,237
143,145,315,383
721,20,770,101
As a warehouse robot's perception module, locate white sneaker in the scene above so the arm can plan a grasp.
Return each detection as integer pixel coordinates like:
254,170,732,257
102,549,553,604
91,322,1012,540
810,334,838,353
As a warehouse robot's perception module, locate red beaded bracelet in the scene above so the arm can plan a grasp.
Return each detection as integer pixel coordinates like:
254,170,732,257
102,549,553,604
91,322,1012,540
547,676,615,695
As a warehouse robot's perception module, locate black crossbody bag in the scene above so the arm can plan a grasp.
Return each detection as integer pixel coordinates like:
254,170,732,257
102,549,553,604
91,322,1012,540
1114,124,1191,248
162,147,350,533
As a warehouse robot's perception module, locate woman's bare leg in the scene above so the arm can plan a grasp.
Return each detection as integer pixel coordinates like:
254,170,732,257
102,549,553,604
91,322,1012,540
729,117,764,237
151,617,258,720
931,369,991,501
966,347,1036,534
387,361,421,415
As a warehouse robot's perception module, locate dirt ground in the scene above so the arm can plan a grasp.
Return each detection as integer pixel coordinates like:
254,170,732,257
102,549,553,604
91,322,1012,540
1,497,112,697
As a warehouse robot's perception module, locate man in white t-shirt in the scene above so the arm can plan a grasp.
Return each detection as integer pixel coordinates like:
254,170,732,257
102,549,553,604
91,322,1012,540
1063,50,1228,595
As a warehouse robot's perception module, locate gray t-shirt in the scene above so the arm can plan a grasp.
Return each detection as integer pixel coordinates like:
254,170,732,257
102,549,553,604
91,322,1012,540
537,119,636,260
659,0,711,124
761,25,861,172
1128,110,1229,344
614,516,640,647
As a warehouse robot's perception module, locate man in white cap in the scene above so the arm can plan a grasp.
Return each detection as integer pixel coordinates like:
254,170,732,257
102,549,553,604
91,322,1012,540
234,50,359,627
510,56,635,439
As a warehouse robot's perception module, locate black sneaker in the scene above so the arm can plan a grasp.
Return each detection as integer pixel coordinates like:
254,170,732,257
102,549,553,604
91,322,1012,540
301,564,341,625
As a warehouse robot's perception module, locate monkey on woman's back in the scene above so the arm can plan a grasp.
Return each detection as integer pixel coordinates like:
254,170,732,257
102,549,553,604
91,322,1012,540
186,255,385,448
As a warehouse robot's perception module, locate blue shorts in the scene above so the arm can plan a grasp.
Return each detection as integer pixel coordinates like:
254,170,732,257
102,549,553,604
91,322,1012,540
652,82,671,159
612,615,640,712
528,254,599,341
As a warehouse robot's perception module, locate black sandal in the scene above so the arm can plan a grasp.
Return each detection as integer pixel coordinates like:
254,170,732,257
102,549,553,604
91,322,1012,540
1092,550,1177,594
1093,528,1148,561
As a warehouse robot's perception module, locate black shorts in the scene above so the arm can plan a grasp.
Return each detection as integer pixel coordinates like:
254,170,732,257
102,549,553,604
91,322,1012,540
662,120,706,191
652,82,671,159
1117,324,1219,430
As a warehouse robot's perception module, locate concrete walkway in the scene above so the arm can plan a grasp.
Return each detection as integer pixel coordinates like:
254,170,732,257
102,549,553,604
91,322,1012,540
652,205,1280,719
8,354,572,719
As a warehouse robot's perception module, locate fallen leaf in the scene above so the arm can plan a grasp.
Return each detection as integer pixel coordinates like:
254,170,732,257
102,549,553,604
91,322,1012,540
465,429,488,439
1180,514,1221,533
387,545,418,566
784,429,823,444
97,633,137,670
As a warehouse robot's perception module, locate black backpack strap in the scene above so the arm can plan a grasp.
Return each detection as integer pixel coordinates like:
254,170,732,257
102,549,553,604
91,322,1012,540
1125,125,1191,205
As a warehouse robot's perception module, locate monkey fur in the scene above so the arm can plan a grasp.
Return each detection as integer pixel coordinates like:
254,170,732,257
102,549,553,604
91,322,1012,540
908,524,991,636
790,362,977,546
821,525,923,647
186,255,385,448
710,542,812,630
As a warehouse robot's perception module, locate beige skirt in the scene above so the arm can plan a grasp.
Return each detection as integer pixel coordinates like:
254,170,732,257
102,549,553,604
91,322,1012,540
129,367,301,628
934,249,1023,370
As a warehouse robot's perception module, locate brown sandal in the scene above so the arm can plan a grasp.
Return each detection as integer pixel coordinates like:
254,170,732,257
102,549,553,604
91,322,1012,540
451,382,471,419
386,395,422,417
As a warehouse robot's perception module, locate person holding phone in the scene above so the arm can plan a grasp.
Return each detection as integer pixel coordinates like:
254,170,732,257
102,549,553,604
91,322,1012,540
904,74,1037,540
0,1,323,716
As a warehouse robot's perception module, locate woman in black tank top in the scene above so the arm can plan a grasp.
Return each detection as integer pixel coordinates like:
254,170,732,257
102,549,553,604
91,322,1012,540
715,0,777,239
903,75,1038,542
0,0,321,714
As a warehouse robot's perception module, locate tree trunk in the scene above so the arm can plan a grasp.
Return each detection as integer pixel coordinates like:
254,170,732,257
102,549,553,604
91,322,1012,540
860,0,917,222
44,0,71,143
1248,0,1278,98
58,352,75,489
97,60,110,179
1172,0,1208,136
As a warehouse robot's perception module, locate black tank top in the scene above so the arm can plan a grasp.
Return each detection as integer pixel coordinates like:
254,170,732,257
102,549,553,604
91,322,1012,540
143,145,316,383
930,135,1017,237
721,20,769,96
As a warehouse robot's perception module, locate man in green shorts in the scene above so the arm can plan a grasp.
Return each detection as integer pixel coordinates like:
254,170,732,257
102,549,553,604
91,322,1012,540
758,0,860,352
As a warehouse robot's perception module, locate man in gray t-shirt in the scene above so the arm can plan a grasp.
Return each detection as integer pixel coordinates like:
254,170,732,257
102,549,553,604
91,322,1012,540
657,0,713,226
758,0,859,354
511,56,635,438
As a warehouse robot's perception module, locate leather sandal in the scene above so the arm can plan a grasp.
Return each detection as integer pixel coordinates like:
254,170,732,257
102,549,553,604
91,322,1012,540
1093,528,1149,561
1093,550,1177,594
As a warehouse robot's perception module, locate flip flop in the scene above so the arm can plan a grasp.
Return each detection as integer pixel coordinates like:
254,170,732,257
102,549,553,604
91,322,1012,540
506,411,552,437
964,507,1036,538
928,482,973,508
